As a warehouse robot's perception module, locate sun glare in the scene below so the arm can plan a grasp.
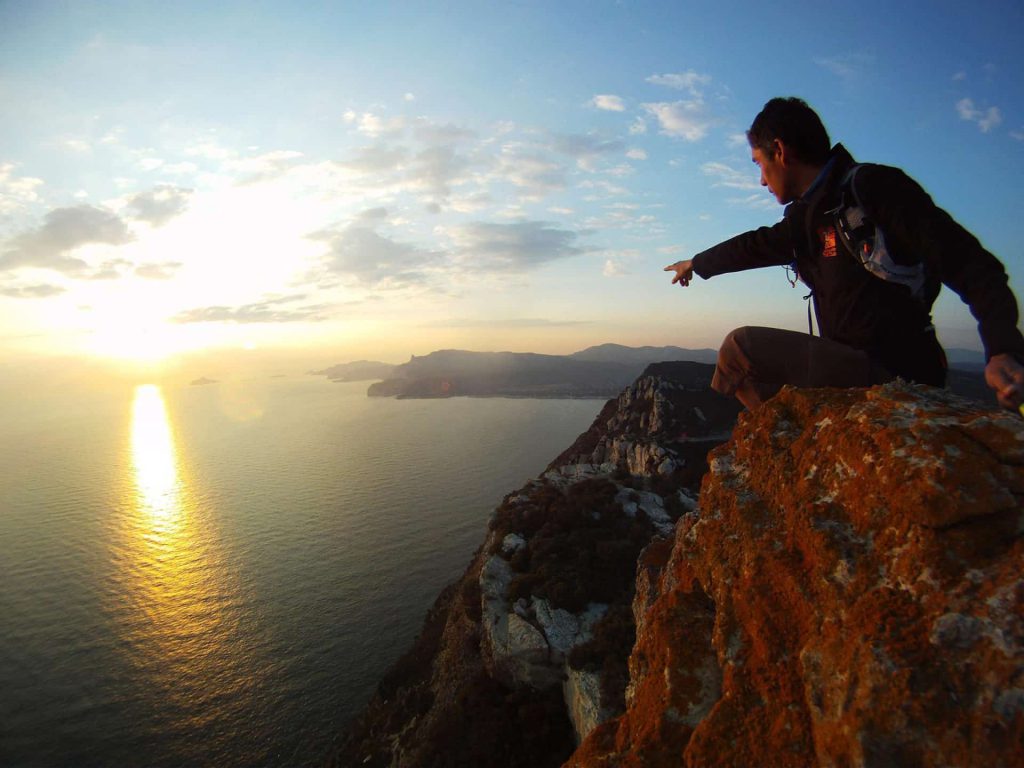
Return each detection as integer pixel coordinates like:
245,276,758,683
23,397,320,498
131,384,181,520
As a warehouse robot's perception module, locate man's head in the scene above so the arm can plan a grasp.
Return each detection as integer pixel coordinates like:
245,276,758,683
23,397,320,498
747,97,831,204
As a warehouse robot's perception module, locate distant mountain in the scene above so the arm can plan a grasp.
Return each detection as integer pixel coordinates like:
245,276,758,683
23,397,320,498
363,345,718,399
367,349,641,398
570,343,718,365
311,360,396,382
945,347,985,372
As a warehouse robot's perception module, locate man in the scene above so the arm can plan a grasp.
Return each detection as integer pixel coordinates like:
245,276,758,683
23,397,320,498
665,97,1024,411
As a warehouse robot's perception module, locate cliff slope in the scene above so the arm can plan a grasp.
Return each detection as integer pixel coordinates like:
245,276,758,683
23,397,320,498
328,367,1022,767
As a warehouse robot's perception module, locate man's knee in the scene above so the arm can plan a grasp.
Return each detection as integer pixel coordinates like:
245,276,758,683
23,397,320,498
717,326,757,365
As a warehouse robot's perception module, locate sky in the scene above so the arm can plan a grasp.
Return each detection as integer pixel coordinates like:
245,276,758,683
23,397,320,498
2,0,1023,382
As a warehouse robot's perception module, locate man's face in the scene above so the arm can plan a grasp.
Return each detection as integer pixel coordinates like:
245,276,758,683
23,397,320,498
752,143,794,205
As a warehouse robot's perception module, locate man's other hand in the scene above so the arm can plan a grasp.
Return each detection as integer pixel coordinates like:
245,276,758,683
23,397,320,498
984,353,1024,410
665,259,694,287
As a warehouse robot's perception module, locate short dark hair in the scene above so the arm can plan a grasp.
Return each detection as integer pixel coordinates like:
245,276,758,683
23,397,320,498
747,97,831,165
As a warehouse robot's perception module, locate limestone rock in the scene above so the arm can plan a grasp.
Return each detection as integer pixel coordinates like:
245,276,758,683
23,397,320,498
569,382,1024,768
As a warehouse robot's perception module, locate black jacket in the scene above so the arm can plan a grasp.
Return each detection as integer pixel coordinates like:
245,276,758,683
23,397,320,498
691,144,1024,385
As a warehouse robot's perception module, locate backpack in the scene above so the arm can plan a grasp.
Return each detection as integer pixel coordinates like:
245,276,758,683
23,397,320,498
832,164,927,302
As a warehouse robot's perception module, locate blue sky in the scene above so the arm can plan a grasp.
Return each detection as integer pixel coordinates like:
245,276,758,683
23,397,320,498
1,0,1022,378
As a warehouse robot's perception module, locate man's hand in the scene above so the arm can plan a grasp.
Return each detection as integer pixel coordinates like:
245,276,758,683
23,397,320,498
984,353,1024,411
665,259,694,287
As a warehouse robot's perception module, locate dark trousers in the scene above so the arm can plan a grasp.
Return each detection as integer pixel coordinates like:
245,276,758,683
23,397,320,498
711,326,894,402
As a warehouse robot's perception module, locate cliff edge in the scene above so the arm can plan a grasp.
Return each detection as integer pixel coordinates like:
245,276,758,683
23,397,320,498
328,365,1023,767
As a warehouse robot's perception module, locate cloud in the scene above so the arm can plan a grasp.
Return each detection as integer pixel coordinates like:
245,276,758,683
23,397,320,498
956,98,1002,133
952,71,967,82
126,185,193,226
1011,129,1024,142
446,220,587,271
1,205,134,274
0,163,44,215
642,101,713,141
173,294,332,324
347,111,406,137
646,71,712,97
814,54,873,82
134,261,184,280
312,224,444,290
602,258,627,277
591,94,626,112
0,282,66,298
549,133,626,172
431,317,590,328
701,161,760,190
626,148,647,160
495,144,566,196
357,207,390,222
338,145,410,175
629,118,647,135
231,150,306,184
551,133,625,159
727,193,777,211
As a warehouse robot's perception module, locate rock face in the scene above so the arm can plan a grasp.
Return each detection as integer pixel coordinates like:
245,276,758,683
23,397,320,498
569,382,1023,767
327,369,1023,768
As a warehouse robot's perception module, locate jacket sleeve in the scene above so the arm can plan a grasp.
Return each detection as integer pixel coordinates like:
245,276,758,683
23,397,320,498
857,164,1024,361
691,219,793,279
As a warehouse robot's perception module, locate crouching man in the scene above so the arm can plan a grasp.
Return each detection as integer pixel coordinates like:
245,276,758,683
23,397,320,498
666,97,1024,411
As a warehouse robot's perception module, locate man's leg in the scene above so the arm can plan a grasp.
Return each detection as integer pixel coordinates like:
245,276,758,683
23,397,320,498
711,326,892,408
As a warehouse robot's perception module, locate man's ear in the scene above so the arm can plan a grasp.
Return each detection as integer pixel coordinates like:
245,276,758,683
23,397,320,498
772,138,789,166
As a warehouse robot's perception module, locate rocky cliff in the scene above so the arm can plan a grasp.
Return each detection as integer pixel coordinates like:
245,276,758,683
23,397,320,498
327,364,1023,767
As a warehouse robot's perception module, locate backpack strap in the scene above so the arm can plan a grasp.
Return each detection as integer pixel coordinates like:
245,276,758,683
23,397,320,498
833,164,928,302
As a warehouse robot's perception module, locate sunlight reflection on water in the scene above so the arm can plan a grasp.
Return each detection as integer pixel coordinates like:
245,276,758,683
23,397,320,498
119,385,262,756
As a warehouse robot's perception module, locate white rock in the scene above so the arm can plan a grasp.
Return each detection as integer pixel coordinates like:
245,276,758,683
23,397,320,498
564,667,607,745
502,533,527,556
533,598,581,659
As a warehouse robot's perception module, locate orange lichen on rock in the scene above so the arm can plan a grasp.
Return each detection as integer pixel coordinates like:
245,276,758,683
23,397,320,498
568,381,1024,768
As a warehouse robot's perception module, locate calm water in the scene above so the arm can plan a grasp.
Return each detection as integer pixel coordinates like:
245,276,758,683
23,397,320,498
0,376,603,767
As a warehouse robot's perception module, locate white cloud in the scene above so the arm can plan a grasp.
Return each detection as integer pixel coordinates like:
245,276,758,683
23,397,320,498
591,94,626,112
956,98,1002,133
174,293,332,323
185,141,236,161
727,192,777,210
952,71,967,82
430,317,589,329
0,163,44,215
138,157,164,171
629,118,647,135
311,224,444,290
161,161,200,176
603,258,627,277
642,101,714,141
353,112,406,137
446,220,587,272
646,71,711,97
63,138,92,153
0,282,66,299
701,161,760,190
1011,129,1024,142
126,185,193,226
1,205,134,275
134,260,184,280
626,148,647,160
404,92,416,102
230,150,306,184
814,54,873,82
496,144,566,196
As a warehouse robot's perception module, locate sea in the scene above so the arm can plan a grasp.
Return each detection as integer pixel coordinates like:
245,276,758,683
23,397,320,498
0,375,605,767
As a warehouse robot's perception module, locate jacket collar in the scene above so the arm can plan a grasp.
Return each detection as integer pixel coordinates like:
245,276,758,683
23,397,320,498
784,143,857,217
